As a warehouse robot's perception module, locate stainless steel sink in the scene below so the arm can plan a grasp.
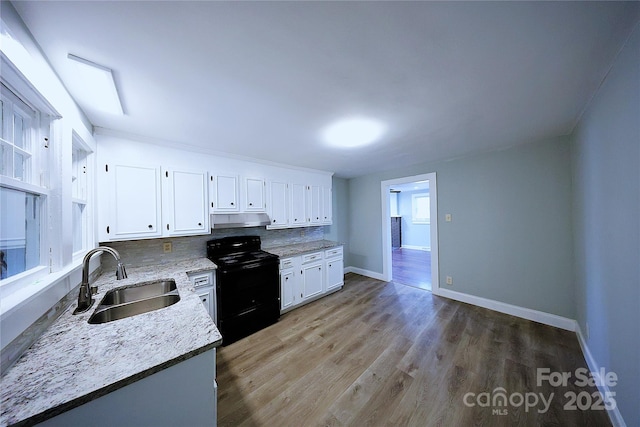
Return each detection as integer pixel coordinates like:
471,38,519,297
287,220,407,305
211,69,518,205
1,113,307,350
88,294,180,324
88,279,180,324
100,280,177,305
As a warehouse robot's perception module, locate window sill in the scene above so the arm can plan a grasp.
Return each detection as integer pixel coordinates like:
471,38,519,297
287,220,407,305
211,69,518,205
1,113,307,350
0,256,100,349
0,256,98,319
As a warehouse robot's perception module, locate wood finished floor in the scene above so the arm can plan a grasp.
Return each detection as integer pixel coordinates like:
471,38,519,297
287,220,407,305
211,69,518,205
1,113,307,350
392,248,431,291
217,273,611,427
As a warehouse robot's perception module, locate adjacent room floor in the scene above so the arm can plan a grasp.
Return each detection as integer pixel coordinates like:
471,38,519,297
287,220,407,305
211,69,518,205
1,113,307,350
392,247,431,291
216,273,610,427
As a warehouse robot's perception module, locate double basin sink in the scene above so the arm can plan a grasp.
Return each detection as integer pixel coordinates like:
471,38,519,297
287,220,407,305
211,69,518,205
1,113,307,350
88,279,180,324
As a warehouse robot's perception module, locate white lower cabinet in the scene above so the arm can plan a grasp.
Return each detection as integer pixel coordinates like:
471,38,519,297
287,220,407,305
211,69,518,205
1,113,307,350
196,286,216,323
280,269,296,310
325,246,344,292
326,257,344,292
301,252,324,300
279,246,343,314
188,270,217,324
39,349,217,427
279,257,300,311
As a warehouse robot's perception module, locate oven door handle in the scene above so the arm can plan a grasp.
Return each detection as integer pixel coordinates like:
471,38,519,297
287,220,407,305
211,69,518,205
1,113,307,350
239,262,271,270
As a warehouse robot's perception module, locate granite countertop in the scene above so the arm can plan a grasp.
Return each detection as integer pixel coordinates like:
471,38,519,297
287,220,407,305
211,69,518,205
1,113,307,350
0,258,222,427
265,239,342,258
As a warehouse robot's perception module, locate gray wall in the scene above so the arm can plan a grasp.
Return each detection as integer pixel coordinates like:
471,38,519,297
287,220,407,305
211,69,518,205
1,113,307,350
398,190,431,249
348,137,575,318
570,23,639,427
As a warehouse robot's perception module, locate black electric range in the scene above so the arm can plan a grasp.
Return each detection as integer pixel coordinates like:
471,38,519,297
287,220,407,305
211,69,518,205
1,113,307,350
206,236,280,345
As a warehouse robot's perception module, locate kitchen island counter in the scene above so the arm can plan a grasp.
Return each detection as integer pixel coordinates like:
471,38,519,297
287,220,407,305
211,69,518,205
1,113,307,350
0,258,222,427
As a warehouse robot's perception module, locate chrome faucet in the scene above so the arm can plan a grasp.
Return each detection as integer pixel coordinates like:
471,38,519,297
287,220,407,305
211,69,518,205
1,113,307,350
73,246,128,314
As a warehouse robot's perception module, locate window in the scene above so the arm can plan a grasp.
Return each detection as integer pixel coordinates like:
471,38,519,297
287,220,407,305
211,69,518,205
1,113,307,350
0,187,40,279
0,82,49,282
412,193,430,224
1,83,36,181
71,136,90,256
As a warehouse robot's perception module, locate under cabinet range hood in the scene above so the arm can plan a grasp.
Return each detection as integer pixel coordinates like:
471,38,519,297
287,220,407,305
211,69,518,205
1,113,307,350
210,213,271,229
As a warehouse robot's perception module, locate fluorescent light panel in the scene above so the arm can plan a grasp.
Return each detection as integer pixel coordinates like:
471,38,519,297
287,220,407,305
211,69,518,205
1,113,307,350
68,54,123,115
322,117,385,148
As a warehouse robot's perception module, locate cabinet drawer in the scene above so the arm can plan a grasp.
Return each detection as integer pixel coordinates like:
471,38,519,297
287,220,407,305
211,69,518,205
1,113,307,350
188,271,214,288
324,246,343,259
280,258,295,270
302,252,323,264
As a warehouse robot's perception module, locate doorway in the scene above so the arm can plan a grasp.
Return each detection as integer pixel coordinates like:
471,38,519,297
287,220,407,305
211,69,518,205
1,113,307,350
381,173,439,292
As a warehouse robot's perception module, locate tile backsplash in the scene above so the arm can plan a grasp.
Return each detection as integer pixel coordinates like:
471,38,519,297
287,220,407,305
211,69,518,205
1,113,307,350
100,226,326,271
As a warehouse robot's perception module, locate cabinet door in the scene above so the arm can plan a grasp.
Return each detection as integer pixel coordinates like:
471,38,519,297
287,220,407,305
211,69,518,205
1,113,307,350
290,183,307,226
212,174,239,212
281,270,295,311
302,262,323,300
245,177,266,211
326,257,344,291
307,185,322,224
322,186,333,224
196,286,216,324
106,164,162,240
268,181,288,227
164,169,209,236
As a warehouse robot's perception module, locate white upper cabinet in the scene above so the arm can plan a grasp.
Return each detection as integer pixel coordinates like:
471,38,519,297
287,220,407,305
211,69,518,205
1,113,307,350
103,163,163,241
268,181,288,228
211,174,239,212
267,181,333,229
163,168,209,236
290,183,307,226
100,163,210,241
307,185,322,224
244,177,266,212
322,186,333,224
97,134,334,236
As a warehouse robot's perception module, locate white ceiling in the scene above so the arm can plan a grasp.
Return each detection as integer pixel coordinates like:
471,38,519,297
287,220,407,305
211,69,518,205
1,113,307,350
12,1,640,178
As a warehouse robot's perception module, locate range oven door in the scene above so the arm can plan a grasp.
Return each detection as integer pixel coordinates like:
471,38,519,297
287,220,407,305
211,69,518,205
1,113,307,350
216,260,280,345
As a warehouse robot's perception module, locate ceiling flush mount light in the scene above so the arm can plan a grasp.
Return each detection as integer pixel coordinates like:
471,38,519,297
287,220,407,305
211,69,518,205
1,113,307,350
67,54,123,115
323,117,385,148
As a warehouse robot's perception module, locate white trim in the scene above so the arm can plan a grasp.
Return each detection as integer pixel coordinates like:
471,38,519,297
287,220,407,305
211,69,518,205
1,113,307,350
400,245,430,251
344,266,385,281
381,172,439,292
433,287,576,331
0,53,61,118
574,323,627,427
0,176,50,196
0,237,26,250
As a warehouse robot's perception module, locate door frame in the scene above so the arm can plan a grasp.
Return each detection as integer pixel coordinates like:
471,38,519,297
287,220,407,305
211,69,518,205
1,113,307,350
380,172,439,293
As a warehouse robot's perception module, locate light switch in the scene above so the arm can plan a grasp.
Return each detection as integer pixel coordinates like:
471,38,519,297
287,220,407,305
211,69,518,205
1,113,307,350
445,213,452,222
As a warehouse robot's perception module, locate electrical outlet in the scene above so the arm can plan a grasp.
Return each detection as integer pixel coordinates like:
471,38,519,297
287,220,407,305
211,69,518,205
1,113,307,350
163,242,172,253
446,276,453,285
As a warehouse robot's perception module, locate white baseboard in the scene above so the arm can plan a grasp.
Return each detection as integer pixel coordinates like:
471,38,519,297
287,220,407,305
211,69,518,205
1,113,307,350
432,287,576,331
400,245,430,251
574,323,626,427
344,266,385,281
